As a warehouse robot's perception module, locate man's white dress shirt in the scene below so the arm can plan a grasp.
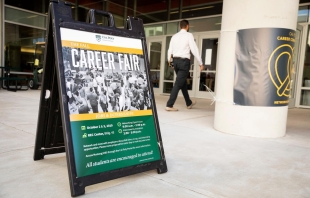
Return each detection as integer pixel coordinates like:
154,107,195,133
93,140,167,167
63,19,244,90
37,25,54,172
167,29,203,65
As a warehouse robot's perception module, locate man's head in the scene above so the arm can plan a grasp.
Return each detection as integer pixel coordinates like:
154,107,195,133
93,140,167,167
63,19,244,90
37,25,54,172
180,19,189,31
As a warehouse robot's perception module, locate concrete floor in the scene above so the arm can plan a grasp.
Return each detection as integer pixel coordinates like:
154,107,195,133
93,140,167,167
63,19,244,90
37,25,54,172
0,89,310,198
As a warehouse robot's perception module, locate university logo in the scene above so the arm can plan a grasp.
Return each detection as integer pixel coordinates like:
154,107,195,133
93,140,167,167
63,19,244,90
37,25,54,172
95,35,101,42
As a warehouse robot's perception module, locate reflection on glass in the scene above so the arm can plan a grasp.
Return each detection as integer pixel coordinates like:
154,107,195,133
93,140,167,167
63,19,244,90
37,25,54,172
167,22,178,35
199,73,215,91
298,6,309,23
290,29,301,99
164,36,174,80
4,23,45,71
145,17,222,37
150,42,161,70
5,7,47,29
5,0,49,14
190,40,195,72
188,17,222,33
165,66,174,80
303,65,310,87
302,26,310,89
145,24,166,37
164,82,173,94
187,72,193,90
198,38,218,92
300,90,310,105
201,38,218,71
150,71,160,88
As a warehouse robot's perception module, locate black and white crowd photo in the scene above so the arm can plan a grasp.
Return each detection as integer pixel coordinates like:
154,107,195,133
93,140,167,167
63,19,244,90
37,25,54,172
62,47,152,115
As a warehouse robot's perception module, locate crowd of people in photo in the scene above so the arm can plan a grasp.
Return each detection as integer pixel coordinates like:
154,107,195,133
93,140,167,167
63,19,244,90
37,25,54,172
64,60,152,115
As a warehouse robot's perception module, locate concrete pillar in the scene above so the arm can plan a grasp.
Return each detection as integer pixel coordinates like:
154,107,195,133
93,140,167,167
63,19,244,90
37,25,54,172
214,0,299,138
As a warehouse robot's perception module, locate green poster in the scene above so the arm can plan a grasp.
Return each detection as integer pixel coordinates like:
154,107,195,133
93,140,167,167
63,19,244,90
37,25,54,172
71,114,160,177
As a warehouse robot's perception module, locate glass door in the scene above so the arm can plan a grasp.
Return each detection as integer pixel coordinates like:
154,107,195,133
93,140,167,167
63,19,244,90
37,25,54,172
298,24,310,108
289,25,303,108
192,33,220,99
146,37,166,94
163,32,220,99
163,36,175,94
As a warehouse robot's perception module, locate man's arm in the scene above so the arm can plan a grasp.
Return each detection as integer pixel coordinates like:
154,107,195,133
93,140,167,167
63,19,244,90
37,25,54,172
188,34,204,71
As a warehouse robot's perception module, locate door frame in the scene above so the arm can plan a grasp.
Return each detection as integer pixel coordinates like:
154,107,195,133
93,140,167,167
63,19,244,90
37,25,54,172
295,23,310,108
190,31,220,99
146,36,166,94
289,24,303,108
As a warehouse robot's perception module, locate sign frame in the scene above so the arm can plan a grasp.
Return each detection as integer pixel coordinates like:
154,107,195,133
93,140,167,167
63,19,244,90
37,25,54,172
33,1,167,196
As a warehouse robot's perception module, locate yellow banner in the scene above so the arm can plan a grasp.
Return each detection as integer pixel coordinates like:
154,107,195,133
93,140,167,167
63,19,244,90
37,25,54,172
70,110,153,121
62,40,143,55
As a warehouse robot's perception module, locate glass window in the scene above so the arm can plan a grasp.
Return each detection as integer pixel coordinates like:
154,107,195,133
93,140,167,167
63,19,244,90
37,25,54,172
5,7,47,29
150,71,160,88
188,17,222,33
167,22,178,35
150,42,162,70
164,36,174,81
299,25,310,107
4,23,46,72
298,6,309,23
302,27,310,88
170,2,223,20
163,82,173,94
105,1,125,27
145,24,166,37
145,16,222,37
300,90,310,105
5,0,49,14
66,0,126,28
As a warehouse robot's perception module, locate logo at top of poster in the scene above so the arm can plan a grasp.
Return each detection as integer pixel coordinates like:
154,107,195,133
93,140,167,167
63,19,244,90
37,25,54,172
95,35,101,42
268,44,294,97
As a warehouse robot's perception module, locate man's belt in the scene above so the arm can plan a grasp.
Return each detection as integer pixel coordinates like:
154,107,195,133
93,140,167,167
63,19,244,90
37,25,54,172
173,57,190,61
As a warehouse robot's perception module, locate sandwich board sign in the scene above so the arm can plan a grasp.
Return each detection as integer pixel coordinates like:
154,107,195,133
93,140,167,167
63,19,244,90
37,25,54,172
33,1,167,196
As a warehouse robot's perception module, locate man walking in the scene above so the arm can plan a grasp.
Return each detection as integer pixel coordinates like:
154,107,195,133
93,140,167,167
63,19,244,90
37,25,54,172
166,19,204,111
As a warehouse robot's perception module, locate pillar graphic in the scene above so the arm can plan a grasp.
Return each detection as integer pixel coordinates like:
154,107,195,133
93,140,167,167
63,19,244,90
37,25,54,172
214,0,299,138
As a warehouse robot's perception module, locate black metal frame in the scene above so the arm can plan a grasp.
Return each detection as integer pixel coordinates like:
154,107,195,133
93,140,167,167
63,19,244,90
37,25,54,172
33,0,167,197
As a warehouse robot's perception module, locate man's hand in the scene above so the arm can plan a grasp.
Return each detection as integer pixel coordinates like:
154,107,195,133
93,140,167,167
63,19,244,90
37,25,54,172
199,65,204,72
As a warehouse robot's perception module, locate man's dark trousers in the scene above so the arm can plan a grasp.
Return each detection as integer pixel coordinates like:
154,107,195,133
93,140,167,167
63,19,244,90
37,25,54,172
166,58,192,107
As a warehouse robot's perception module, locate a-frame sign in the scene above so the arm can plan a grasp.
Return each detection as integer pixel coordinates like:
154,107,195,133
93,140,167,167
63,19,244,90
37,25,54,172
33,1,167,196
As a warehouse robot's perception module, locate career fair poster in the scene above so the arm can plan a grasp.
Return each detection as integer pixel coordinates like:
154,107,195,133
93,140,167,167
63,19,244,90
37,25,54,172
60,28,161,177
234,28,295,106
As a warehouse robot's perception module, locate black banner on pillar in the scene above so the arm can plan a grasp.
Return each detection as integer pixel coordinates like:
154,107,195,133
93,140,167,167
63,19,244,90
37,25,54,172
234,28,295,106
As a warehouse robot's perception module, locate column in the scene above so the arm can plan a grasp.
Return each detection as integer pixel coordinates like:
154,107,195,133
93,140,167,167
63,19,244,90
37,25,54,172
75,0,78,21
178,0,183,19
214,0,299,138
133,0,137,17
124,0,128,26
167,0,171,21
